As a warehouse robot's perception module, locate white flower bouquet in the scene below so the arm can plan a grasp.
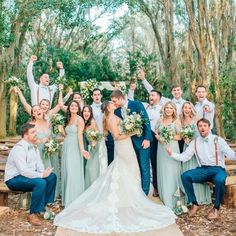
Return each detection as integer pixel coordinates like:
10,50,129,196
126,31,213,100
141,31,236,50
159,126,174,144
81,79,98,102
51,114,65,134
55,76,67,85
43,138,59,157
85,129,103,148
180,124,195,140
120,112,144,137
4,76,24,90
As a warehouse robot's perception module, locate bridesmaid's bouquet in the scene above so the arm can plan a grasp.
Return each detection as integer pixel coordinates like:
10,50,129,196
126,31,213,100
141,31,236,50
180,124,195,140
85,129,103,148
55,76,67,85
159,126,174,144
43,138,60,157
4,76,24,90
51,114,65,134
120,112,143,137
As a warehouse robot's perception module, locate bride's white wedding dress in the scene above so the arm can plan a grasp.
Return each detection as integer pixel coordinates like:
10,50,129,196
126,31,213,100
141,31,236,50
54,136,176,233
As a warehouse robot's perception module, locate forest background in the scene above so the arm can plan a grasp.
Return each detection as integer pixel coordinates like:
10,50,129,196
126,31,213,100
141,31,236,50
0,0,235,140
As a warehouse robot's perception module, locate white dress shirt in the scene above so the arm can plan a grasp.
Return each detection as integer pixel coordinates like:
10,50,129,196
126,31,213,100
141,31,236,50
142,79,170,106
172,97,186,116
91,102,103,133
143,102,162,132
195,98,215,129
171,134,235,168
4,139,45,182
27,62,65,106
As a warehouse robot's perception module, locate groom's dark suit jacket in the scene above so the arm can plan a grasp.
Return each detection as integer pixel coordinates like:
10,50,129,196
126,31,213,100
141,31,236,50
115,100,152,149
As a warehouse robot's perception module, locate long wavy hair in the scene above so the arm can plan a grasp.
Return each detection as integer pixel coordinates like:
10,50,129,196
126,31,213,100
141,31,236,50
179,101,197,124
101,101,110,137
65,100,81,127
82,105,94,128
161,101,177,121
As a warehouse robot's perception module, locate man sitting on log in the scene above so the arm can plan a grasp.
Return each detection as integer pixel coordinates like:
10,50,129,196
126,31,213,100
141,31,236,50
4,123,56,226
166,118,236,220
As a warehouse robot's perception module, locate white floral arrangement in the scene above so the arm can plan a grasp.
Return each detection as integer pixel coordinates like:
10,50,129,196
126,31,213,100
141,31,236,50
85,129,102,148
43,138,59,157
173,200,188,216
54,76,67,85
51,114,65,134
4,76,24,89
180,124,195,140
159,126,174,144
80,79,98,102
120,112,144,137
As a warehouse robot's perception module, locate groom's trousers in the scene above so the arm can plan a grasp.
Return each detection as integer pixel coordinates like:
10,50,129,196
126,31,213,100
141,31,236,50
6,173,57,213
133,144,151,195
181,166,226,209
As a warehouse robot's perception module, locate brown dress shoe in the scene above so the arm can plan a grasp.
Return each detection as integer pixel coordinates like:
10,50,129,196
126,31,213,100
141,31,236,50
27,213,42,226
188,204,199,217
207,208,220,220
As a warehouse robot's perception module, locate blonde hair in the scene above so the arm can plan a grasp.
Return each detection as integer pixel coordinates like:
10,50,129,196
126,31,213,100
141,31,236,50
161,101,177,121
179,101,197,124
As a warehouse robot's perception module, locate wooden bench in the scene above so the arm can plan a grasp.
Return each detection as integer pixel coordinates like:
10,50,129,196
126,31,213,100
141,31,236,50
0,182,31,209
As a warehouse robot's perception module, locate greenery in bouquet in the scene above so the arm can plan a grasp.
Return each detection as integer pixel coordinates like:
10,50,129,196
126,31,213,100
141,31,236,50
159,126,174,144
85,129,103,148
4,76,25,90
51,114,65,134
54,76,67,86
120,112,144,137
180,124,195,140
43,138,60,157
80,79,99,103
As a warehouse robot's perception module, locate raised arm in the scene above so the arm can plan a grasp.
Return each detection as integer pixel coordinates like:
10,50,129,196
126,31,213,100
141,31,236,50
127,83,136,101
57,61,65,77
138,69,153,94
27,55,37,89
15,87,32,115
58,85,68,113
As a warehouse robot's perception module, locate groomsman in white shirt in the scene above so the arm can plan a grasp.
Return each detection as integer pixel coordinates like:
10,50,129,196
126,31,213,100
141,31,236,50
91,88,114,165
166,118,235,220
195,85,215,130
4,123,56,226
27,55,65,106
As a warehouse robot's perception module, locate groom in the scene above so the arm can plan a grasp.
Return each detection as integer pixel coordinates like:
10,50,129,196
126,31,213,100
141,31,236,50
111,90,152,195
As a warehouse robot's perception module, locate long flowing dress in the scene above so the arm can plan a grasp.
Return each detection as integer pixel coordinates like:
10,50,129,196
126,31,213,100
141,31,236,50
54,131,176,234
84,139,100,189
156,123,182,209
37,130,61,199
181,123,212,205
61,123,84,207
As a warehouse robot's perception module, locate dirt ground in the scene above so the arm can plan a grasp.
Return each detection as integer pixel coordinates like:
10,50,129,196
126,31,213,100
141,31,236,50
0,194,235,236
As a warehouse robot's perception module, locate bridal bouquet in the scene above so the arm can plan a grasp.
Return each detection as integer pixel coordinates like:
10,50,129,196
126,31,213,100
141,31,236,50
120,112,143,137
55,76,67,85
85,129,103,148
43,138,60,157
180,124,195,140
159,126,175,144
51,114,65,134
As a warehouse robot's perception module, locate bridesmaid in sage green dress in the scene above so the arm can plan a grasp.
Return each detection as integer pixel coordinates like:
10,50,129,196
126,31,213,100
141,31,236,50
155,101,182,209
59,101,90,207
82,105,100,189
179,102,211,205
29,105,61,199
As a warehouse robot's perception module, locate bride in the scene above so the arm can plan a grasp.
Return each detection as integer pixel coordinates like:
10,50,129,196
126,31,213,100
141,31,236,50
54,101,176,234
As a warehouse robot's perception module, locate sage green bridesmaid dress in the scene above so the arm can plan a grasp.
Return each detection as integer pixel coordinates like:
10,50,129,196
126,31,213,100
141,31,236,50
61,123,85,207
156,123,182,209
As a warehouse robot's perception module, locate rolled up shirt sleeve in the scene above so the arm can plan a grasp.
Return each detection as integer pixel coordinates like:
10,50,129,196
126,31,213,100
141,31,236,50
219,138,236,160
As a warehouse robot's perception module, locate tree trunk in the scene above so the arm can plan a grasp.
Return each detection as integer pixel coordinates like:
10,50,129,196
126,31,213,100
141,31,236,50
9,89,18,136
0,82,7,138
